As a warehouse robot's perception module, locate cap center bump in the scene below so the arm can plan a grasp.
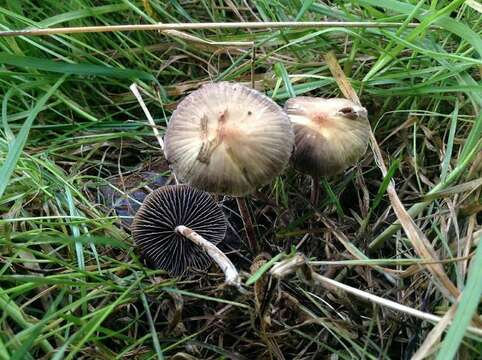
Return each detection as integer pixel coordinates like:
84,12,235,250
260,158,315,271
197,109,234,164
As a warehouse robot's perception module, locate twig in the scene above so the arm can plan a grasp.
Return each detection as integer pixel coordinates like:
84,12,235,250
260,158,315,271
369,139,482,250
176,225,241,288
270,253,307,279
323,52,360,105
411,304,457,360
0,21,438,38
308,255,473,267
310,176,320,205
369,130,460,301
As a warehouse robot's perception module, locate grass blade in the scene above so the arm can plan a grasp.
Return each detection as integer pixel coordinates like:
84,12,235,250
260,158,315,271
274,62,296,98
246,252,286,286
0,76,65,198
0,53,154,81
436,235,482,359
140,292,164,360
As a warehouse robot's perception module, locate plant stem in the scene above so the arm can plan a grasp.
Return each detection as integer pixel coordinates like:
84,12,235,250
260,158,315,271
175,225,240,287
308,272,482,337
269,254,482,338
236,197,258,252
130,83,179,185
129,83,164,151
310,176,320,205
0,21,441,38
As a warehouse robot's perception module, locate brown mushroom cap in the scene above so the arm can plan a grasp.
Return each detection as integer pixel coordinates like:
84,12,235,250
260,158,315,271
284,97,370,177
131,185,227,275
164,82,294,196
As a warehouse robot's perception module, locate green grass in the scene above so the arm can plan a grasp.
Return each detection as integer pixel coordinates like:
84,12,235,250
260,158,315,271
0,0,481,359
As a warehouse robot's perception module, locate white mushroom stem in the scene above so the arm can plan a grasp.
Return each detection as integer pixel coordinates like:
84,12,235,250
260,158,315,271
175,225,241,287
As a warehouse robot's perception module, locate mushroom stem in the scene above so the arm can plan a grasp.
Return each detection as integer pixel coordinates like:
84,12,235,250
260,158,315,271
175,225,241,287
310,176,320,205
235,197,258,252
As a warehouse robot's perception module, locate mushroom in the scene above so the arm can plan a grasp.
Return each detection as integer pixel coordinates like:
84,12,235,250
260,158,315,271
164,82,294,251
284,97,370,204
132,184,240,286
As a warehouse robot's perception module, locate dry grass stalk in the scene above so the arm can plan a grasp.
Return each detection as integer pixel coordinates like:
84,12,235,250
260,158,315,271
129,83,165,151
0,21,441,38
269,254,482,337
411,303,457,360
161,29,253,48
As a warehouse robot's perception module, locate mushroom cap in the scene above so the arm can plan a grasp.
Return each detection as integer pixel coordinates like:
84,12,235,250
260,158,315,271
131,185,227,275
284,97,370,177
164,82,294,197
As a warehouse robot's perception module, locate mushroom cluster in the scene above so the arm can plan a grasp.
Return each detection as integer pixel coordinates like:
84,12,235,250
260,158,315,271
132,80,370,285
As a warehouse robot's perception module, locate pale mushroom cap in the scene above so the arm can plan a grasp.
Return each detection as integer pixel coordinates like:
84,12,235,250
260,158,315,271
164,82,294,196
284,97,370,177
131,185,227,275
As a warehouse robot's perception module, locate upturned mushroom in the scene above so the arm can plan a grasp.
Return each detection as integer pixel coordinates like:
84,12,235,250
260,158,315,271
164,82,294,251
284,97,370,203
131,184,240,286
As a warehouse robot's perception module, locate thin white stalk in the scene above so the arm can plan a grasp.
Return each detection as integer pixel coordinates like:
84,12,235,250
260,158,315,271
130,83,179,184
129,83,164,151
175,225,241,288
0,21,441,37
269,254,482,338
270,253,307,279
163,29,253,47
310,272,482,337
